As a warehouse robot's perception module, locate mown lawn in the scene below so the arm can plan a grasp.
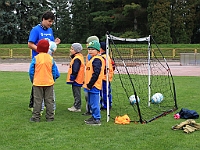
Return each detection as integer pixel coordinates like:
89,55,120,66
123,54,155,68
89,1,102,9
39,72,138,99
0,71,200,150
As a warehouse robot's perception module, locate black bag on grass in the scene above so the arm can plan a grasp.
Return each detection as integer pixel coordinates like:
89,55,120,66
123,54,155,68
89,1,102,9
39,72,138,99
179,108,199,119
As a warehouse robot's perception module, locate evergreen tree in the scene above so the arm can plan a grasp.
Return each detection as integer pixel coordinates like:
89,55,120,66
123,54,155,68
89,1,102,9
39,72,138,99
192,0,200,43
148,0,172,44
70,0,90,43
1,0,200,44
15,0,50,43
49,0,71,43
90,0,147,39
0,0,18,43
88,0,114,40
171,0,196,43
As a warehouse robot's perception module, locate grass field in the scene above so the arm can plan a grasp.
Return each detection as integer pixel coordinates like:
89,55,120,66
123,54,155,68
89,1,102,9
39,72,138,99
0,71,200,150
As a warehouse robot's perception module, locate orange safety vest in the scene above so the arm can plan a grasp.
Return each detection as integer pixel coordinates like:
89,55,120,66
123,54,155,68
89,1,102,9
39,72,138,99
33,53,55,86
101,54,114,81
83,55,105,90
66,53,85,84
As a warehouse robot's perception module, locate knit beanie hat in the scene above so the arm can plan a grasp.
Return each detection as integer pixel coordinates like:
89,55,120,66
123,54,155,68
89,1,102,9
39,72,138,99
88,40,100,51
37,39,49,53
86,36,99,43
100,42,106,51
72,43,83,52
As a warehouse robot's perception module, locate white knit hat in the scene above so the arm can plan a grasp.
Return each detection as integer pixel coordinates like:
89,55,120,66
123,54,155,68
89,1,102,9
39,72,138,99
86,36,99,43
72,43,83,52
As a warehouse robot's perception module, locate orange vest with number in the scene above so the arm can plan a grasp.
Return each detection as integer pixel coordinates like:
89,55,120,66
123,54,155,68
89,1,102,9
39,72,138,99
83,55,105,90
66,53,85,84
33,53,54,86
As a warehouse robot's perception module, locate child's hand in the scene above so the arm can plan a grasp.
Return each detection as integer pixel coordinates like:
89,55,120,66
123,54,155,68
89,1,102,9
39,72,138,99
86,87,90,90
55,38,61,45
86,84,92,90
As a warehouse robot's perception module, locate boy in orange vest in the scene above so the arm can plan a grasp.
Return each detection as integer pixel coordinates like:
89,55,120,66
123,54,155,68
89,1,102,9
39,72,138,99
82,35,99,116
67,43,85,112
29,39,60,122
83,40,105,126
99,42,114,110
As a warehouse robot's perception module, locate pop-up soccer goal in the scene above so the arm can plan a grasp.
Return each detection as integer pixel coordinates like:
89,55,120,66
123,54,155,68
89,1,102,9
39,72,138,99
105,33,178,123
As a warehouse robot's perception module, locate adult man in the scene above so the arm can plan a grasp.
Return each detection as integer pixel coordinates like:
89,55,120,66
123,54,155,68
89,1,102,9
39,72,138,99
28,11,61,111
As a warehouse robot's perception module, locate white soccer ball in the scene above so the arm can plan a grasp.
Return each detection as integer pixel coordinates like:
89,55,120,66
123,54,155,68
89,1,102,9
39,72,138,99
151,93,164,104
49,41,57,52
129,95,140,105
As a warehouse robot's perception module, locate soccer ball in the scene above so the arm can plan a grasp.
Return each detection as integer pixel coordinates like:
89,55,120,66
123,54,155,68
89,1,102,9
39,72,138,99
151,93,164,104
129,95,140,105
49,41,57,52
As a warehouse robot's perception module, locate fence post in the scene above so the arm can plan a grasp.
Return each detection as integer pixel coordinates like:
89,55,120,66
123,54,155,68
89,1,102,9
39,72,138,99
172,49,175,58
151,49,154,57
10,49,13,58
130,49,133,58
194,49,197,53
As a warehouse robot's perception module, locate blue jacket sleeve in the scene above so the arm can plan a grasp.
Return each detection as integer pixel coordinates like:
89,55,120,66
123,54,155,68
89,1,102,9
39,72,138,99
29,58,36,83
70,58,81,81
52,61,60,81
55,62,60,79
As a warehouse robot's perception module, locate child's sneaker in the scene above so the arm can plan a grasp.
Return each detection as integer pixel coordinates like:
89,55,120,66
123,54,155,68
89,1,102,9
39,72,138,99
68,106,81,112
82,112,92,116
40,110,44,116
28,107,33,112
84,116,94,122
30,117,40,122
85,119,101,126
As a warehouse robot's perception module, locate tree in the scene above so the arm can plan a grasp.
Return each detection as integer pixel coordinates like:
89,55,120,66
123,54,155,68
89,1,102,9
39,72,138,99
89,0,147,39
49,0,71,43
70,0,90,43
15,0,50,44
0,0,18,43
171,0,196,43
192,0,200,43
148,0,172,44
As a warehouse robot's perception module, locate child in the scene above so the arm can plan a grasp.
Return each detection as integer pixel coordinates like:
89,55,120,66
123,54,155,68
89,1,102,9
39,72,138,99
82,35,99,116
40,40,60,116
29,39,60,122
83,40,105,126
67,43,85,112
100,42,114,110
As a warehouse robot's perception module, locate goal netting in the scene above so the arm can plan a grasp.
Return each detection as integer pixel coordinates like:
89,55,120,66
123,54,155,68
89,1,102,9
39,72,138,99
105,33,178,123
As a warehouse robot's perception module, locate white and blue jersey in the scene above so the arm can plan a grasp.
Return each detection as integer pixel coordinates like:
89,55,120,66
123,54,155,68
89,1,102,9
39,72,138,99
28,24,55,59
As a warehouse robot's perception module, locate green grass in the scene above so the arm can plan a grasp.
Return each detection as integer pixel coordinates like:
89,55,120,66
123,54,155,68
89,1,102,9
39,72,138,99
0,72,200,150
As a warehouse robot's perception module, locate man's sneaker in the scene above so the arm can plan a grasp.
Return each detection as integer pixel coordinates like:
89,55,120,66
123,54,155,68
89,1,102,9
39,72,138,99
68,106,81,112
28,107,33,112
84,116,94,122
82,112,92,116
85,119,101,126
